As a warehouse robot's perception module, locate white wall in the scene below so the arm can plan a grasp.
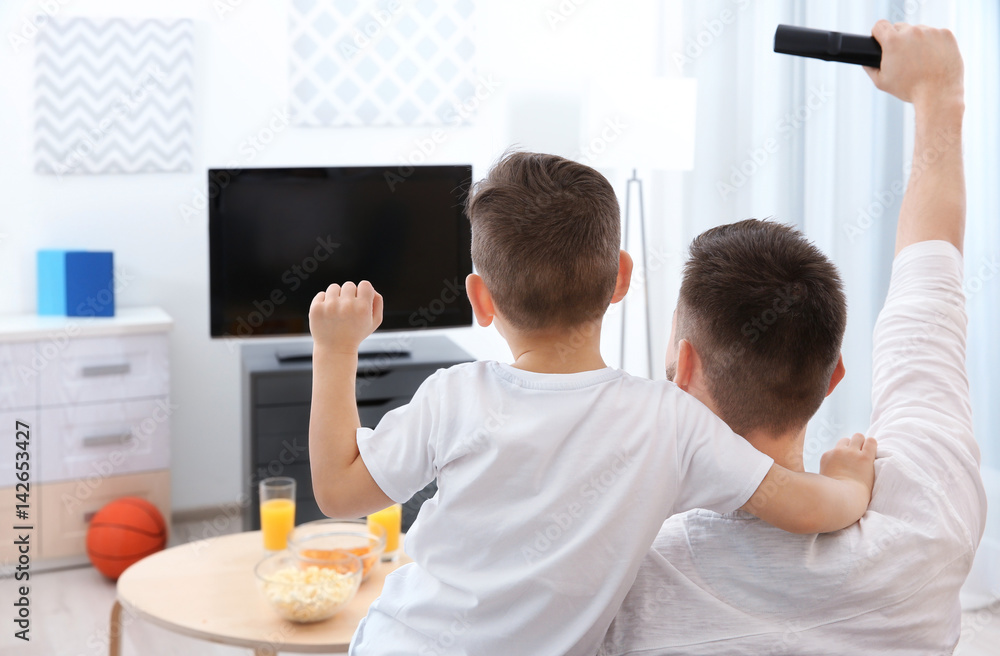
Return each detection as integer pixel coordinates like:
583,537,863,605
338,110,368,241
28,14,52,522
0,0,662,512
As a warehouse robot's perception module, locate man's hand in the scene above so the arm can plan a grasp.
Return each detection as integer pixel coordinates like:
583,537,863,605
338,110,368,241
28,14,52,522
820,433,878,504
309,280,384,353
864,20,963,111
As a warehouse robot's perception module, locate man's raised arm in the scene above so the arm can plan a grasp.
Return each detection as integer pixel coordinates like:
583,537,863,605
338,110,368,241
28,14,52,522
865,20,965,254
864,21,984,536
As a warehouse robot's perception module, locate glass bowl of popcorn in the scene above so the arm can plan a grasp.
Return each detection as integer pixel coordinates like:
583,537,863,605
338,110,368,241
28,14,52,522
255,550,362,623
289,519,386,582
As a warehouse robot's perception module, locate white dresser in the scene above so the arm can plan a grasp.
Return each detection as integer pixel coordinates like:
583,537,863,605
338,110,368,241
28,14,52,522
0,307,172,571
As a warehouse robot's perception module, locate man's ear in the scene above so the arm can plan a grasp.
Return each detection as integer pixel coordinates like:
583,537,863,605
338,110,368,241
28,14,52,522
610,250,633,304
674,338,696,391
466,273,495,327
826,354,846,397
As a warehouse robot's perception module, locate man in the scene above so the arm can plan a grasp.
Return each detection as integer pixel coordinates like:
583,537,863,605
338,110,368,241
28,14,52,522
602,20,986,655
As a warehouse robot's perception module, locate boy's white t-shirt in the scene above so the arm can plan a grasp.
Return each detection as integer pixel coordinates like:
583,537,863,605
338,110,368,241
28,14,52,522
350,362,774,656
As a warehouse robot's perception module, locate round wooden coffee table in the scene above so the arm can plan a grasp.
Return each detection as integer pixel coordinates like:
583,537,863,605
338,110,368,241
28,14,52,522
111,530,411,655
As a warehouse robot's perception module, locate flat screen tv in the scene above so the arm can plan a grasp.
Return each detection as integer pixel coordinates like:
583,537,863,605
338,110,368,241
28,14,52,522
209,165,473,338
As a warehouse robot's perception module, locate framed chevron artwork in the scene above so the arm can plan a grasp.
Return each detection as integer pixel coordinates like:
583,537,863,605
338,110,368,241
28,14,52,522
34,18,194,176
288,0,478,127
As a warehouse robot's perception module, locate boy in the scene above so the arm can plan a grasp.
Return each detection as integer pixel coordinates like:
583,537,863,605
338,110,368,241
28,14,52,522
308,152,876,655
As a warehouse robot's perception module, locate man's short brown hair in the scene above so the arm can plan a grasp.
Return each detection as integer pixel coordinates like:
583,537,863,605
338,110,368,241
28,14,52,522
676,219,847,436
465,151,621,331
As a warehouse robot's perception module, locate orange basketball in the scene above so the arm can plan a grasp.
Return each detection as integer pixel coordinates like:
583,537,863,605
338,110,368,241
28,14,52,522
86,497,167,580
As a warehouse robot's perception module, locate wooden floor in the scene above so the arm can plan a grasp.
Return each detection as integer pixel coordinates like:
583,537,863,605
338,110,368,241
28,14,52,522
2,517,999,655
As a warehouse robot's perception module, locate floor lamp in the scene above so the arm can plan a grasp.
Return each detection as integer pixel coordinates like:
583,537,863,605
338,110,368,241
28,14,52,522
583,78,697,377
620,169,653,377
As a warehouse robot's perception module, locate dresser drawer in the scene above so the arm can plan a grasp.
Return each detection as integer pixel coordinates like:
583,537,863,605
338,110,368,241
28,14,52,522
254,373,311,407
0,409,39,488
254,364,438,404
37,469,170,560
254,405,310,465
37,398,170,484
255,405,309,438
39,333,169,407
0,342,37,411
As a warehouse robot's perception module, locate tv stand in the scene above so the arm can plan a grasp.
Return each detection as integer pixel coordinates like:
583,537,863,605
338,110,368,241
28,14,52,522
242,335,472,532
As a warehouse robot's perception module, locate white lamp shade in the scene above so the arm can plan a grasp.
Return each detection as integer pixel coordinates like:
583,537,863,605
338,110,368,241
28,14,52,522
506,81,583,161
581,77,697,171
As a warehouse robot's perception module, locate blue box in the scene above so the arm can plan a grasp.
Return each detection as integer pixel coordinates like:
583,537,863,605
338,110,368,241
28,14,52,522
37,250,115,317
37,250,66,316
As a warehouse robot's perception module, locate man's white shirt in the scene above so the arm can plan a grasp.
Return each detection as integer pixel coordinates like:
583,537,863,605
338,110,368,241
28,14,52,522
603,240,987,655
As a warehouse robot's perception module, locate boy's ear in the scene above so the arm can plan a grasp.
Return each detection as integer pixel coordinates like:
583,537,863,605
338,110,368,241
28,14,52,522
466,273,495,327
610,250,633,304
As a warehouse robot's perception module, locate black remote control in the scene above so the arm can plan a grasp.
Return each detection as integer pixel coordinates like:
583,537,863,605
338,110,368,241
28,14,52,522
774,24,882,68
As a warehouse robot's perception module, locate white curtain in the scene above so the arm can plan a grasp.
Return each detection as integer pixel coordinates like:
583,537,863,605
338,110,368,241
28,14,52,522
948,0,1000,609
632,0,999,607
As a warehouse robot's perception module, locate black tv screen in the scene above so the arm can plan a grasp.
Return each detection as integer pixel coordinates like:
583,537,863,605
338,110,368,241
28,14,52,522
209,165,473,338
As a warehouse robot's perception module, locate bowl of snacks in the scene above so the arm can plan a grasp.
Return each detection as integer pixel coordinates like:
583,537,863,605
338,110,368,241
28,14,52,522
289,519,386,581
255,550,362,623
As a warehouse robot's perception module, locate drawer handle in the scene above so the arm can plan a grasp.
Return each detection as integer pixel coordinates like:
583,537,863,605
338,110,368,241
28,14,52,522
357,397,395,408
82,363,131,377
356,369,391,379
82,433,132,448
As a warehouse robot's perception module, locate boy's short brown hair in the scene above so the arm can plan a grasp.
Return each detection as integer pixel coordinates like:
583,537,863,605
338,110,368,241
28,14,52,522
465,151,621,331
676,219,847,436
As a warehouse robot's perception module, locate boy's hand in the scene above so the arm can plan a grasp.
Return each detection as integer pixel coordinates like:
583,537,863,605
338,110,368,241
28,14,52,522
864,21,963,111
309,280,383,353
819,433,878,503
742,434,877,534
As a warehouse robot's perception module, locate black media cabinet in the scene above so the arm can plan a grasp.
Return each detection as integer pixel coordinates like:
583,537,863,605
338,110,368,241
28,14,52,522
241,335,474,532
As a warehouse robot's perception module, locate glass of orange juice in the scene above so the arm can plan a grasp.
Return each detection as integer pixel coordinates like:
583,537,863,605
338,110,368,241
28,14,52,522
367,503,402,562
259,477,296,552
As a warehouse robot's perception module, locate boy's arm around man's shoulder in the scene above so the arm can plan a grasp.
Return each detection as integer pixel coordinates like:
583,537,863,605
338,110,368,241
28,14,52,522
671,390,875,534
740,434,877,534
